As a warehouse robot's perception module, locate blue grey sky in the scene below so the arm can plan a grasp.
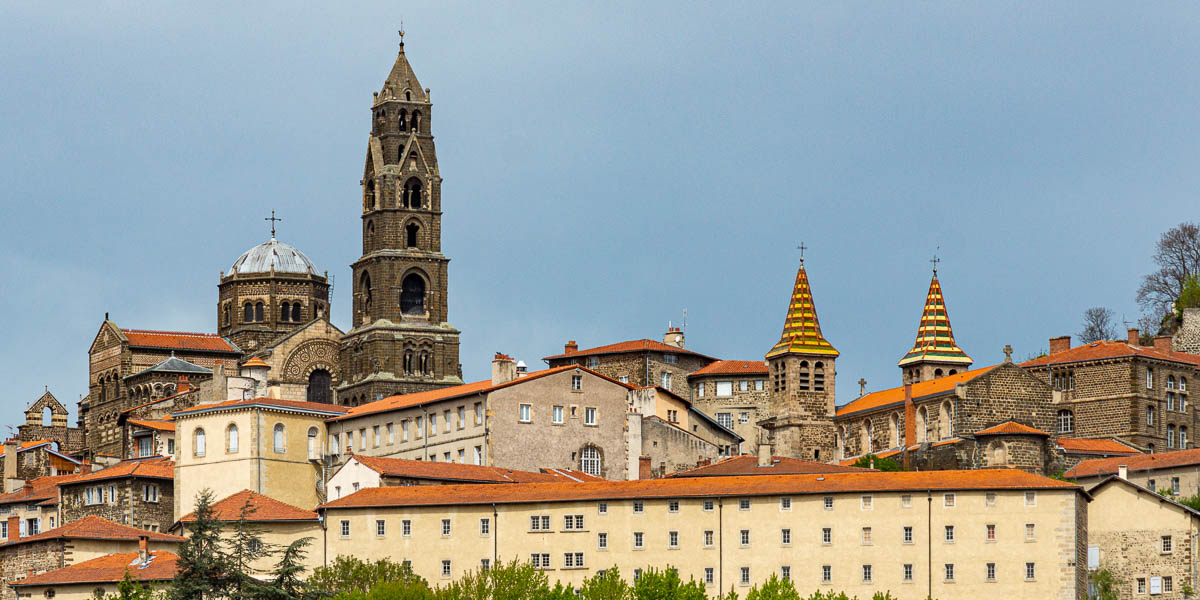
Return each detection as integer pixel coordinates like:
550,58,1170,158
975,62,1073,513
2,3,1197,427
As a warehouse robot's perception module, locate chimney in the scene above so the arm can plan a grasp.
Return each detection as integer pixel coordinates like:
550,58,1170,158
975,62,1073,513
757,443,773,467
138,535,149,563
515,360,528,377
1049,336,1071,355
1118,464,1128,480
638,455,652,480
176,375,192,394
564,341,578,355
1127,329,1141,346
1154,336,1174,354
662,326,685,349
491,353,517,385
7,516,18,541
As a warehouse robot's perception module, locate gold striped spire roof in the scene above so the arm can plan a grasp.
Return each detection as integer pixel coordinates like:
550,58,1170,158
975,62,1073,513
897,275,972,367
766,262,839,359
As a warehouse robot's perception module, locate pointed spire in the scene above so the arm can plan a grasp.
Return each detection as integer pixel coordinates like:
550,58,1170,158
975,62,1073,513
897,273,972,367
378,32,427,104
766,262,839,358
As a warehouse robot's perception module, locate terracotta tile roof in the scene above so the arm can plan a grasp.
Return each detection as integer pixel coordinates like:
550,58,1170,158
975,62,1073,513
0,439,59,458
667,455,874,478
66,458,174,485
0,474,85,506
9,551,178,587
1065,448,1200,479
835,366,997,418
1022,340,1200,368
543,339,715,361
897,275,973,367
180,490,318,522
321,469,1078,510
330,366,632,422
174,397,348,418
975,421,1050,436
0,516,183,548
128,418,175,432
690,360,768,377
120,329,240,354
1057,438,1140,455
766,264,839,358
351,455,562,484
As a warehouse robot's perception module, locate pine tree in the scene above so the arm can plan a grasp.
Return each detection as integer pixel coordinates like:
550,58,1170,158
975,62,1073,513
225,497,275,599
168,489,230,600
257,537,317,600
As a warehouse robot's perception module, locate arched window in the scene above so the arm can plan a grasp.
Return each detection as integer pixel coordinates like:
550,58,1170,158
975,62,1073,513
194,428,206,457
836,426,847,459
411,110,421,132
364,180,375,210
1168,375,1177,389
948,369,957,376
405,90,412,101
254,302,264,322
1149,443,1155,454
307,369,332,404
403,178,422,209
1168,425,1177,448
398,109,407,130
400,273,425,315
934,368,943,378
361,272,373,316
990,441,1007,465
292,303,301,322
813,362,825,392
1057,409,1074,433
1181,426,1189,449
244,303,254,323
280,302,290,322
860,422,871,454
406,222,419,248
273,423,286,454
366,220,374,236
404,351,413,375
580,446,601,476
889,413,900,448
223,305,230,327
307,427,319,460
419,352,429,375
1181,377,1188,391
916,407,929,443
227,424,239,453
938,401,953,439
797,361,811,391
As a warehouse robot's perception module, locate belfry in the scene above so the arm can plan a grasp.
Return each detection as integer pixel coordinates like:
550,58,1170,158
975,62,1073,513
897,264,972,384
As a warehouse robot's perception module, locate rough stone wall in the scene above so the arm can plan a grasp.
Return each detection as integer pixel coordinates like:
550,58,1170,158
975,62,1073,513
0,540,66,600
16,424,84,456
956,363,1056,435
218,272,331,353
337,321,462,405
834,408,905,459
1173,308,1200,353
59,478,175,532
1070,492,1088,600
550,352,712,399
639,417,721,477
1093,528,1194,599
690,376,769,455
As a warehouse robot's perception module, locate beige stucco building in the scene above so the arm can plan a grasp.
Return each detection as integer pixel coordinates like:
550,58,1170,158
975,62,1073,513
318,469,1087,599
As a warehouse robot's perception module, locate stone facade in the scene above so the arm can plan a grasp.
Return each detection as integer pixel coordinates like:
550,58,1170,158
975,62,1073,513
247,318,345,404
338,42,462,405
217,262,331,353
1173,308,1200,354
689,369,769,455
60,475,174,533
17,391,84,457
546,338,715,400
639,416,726,478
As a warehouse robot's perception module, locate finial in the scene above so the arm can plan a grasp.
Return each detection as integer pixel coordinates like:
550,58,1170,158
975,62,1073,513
797,242,808,266
398,20,405,48
858,378,867,396
1003,344,1013,364
930,246,941,276
264,210,282,239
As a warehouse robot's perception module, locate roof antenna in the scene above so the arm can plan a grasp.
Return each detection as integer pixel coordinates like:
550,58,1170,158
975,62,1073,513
264,210,282,240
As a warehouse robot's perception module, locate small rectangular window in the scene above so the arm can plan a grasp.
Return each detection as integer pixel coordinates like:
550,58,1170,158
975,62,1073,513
441,560,451,577
585,407,597,426
572,375,582,390
480,518,490,535
862,564,873,584
861,527,872,545
704,530,714,546
598,532,608,549
945,564,955,582
669,531,679,548
633,531,644,548
633,501,644,514
861,495,873,510
781,528,791,545
986,562,996,581
717,381,733,396
668,500,679,513
986,524,996,541
822,527,832,544
903,526,913,544
1137,578,1146,594
740,567,750,585
1163,535,1173,553
822,565,832,583
1025,523,1035,540
739,498,751,510
375,519,386,537
703,500,714,511
552,406,564,424
372,425,380,447
340,520,350,538
457,406,465,429
985,492,997,506
1024,491,1036,506
1025,562,1035,580
900,494,912,508
824,496,834,510
943,493,955,507
441,519,451,536
945,525,955,542
519,404,531,423
598,502,608,514
386,423,394,444
780,497,791,510
705,568,714,584
402,519,411,536
740,529,750,546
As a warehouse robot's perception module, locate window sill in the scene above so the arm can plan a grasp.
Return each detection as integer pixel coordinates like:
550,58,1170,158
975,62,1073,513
668,547,680,551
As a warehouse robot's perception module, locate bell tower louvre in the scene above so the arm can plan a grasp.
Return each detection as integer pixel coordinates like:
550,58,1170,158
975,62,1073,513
337,33,463,406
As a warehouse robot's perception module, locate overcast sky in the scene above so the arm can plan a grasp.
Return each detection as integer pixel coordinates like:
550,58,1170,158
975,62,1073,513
2,3,1198,428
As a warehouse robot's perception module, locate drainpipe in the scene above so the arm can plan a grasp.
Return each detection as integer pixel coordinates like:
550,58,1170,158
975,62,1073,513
927,490,933,599
718,498,724,593
492,503,498,566
319,508,328,568
644,352,651,387
256,407,263,494
481,392,489,466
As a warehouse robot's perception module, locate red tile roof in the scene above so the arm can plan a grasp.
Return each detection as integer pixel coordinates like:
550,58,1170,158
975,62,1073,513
9,551,178,587
0,474,85,506
1022,340,1200,368
975,421,1050,436
1065,448,1200,479
120,329,239,354
330,366,631,422
667,455,874,478
0,516,183,548
1057,438,1140,455
543,339,715,361
128,418,176,432
351,455,562,484
0,439,54,457
66,458,174,484
835,366,996,418
179,490,318,523
321,469,1079,510
174,397,348,418
690,360,769,377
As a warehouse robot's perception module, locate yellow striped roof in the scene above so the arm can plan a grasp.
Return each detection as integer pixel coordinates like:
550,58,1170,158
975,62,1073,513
897,275,972,366
766,263,839,359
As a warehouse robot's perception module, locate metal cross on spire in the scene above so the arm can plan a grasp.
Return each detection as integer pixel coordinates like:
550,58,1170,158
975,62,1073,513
797,242,808,265
398,20,405,47
265,210,282,239
930,247,941,276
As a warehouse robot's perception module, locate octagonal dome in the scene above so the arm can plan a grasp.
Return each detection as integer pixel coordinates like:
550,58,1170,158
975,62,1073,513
230,238,318,275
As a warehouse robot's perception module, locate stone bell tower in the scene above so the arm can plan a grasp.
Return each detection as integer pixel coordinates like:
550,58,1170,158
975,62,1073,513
759,256,839,462
337,33,463,406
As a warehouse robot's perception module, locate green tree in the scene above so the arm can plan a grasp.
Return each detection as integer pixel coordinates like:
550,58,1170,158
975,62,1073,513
1089,567,1121,600
1179,495,1200,511
1179,273,1200,311
168,489,229,600
434,560,562,600
225,497,275,599
100,570,158,600
310,556,427,595
578,567,632,600
630,568,706,600
257,537,320,600
850,454,903,472
744,574,800,600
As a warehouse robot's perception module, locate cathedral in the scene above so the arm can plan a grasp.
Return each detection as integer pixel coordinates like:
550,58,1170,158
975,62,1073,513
76,37,464,456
